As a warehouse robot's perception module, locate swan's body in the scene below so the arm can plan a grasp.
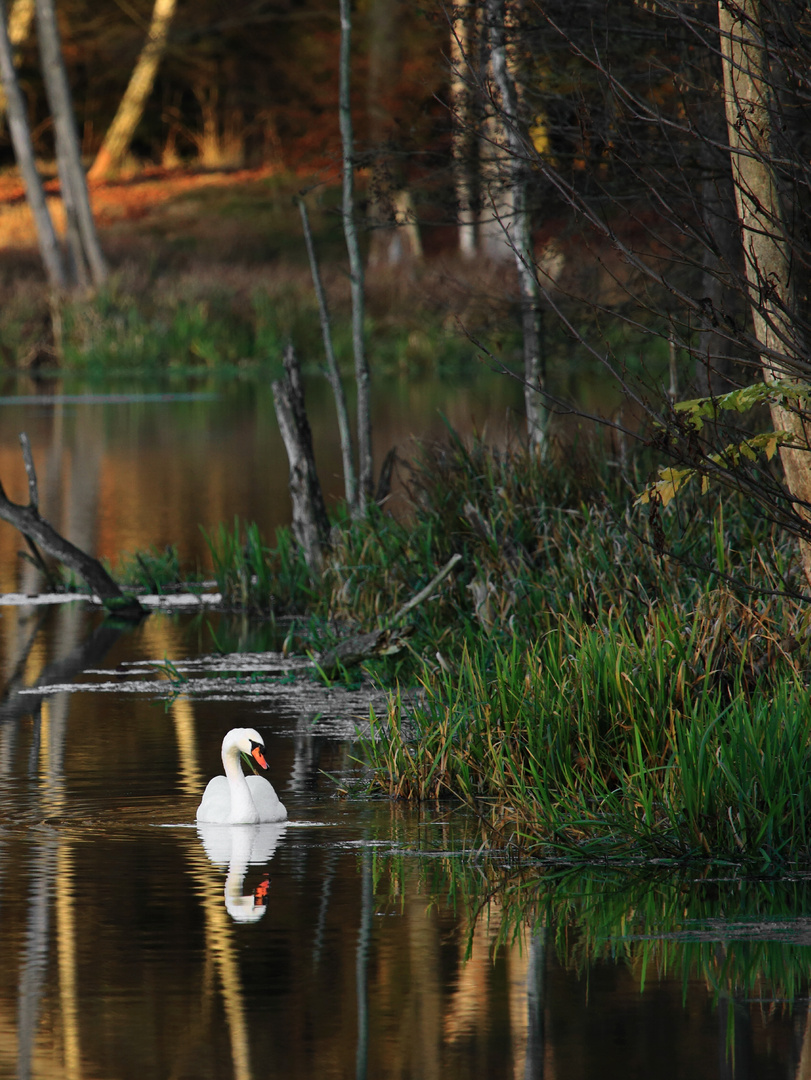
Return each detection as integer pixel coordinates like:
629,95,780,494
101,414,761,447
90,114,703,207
196,727,287,824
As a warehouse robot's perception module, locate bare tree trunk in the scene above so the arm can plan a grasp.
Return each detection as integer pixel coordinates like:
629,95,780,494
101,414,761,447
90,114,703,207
88,0,177,180
0,0,66,288
271,344,330,577
718,0,811,584
695,150,739,396
487,0,545,453
0,0,34,114
297,194,358,513
56,147,90,287
339,0,373,512
694,77,742,397
35,0,107,287
450,1,478,258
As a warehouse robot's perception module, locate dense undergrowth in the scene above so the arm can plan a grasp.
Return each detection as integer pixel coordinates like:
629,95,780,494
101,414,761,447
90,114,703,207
352,436,811,868
126,429,811,867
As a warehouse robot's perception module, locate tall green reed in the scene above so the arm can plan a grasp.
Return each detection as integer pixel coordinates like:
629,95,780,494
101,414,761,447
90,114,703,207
201,517,315,613
362,605,811,866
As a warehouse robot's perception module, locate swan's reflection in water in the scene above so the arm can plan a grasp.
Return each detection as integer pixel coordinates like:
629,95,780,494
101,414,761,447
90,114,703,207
197,822,288,923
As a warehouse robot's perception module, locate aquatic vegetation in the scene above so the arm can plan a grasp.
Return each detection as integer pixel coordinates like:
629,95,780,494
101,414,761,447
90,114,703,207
347,437,811,866
201,517,316,614
362,617,811,865
111,543,187,593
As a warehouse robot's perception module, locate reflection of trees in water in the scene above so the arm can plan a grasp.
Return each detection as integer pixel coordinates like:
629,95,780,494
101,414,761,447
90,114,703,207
443,897,545,1080
6,599,103,1080
11,689,84,1080
186,827,258,1080
0,607,127,726
16,836,53,1080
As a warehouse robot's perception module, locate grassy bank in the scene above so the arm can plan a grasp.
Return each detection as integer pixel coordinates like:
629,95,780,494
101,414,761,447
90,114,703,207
347,438,811,867
0,169,668,388
147,429,811,868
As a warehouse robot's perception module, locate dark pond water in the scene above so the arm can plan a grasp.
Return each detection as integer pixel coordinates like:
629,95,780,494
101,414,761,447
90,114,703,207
0,369,532,589
0,377,807,1079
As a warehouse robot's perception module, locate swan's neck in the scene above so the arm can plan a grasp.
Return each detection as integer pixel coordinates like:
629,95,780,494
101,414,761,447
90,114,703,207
222,744,259,823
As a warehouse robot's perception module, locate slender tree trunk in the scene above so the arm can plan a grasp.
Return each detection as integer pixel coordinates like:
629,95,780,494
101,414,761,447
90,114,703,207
0,0,34,114
35,0,107,287
0,0,66,288
450,2,477,258
88,0,177,180
56,146,90,287
339,0,373,513
297,194,358,513
487,0,545,453
718,0,811,584
0,0,34,113
365,0,397,267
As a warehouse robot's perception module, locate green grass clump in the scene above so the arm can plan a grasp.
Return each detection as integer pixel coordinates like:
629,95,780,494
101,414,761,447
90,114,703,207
362,611,811,866
342,433,811,867
109,544,189,593
201,517,316,614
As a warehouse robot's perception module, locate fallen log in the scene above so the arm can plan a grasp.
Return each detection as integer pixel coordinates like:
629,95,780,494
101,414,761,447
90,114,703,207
0,433,144,619
317,625,416,678
316,553,462,676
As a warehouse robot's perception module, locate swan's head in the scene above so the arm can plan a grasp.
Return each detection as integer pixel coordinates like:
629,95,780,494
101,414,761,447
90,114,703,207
222,727,268,770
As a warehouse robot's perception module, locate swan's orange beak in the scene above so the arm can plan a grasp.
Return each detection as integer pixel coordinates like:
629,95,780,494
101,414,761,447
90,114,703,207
251,745,268,769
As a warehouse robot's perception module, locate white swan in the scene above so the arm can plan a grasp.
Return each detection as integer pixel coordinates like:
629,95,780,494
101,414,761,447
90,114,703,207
196,727,287,824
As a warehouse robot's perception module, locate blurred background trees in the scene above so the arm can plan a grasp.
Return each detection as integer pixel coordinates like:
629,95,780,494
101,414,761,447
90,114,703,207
0,0,445,177
1,0,811,548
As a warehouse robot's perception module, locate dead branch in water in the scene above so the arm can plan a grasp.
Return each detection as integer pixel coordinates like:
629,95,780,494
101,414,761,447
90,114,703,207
0,433,144,618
